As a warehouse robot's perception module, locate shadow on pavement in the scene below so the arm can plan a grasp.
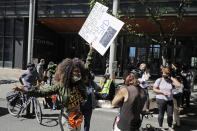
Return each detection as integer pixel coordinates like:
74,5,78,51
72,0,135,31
0,107,9,117
41,113,59,127
0,80,18,85
141,124,197,131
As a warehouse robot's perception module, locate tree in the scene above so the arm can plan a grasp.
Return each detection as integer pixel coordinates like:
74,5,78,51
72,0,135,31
89,0,191,66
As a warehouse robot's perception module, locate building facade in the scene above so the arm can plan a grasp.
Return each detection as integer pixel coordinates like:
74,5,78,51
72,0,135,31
0,0,197,75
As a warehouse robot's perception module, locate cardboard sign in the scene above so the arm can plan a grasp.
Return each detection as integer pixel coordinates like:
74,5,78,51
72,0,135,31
79,2,124,56
79,2,108,44
92,13,124,55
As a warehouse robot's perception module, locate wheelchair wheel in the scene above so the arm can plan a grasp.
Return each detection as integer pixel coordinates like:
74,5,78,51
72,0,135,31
34,98,42,124
7,96,22,116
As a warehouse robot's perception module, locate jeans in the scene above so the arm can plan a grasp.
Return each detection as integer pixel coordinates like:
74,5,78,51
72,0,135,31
80,107,93,131
156,99,173,127
182,90,191,107
144,88,150,110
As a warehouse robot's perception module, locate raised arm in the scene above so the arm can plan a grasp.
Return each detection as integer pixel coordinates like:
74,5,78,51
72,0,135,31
171,77,181,88
85,43,95,70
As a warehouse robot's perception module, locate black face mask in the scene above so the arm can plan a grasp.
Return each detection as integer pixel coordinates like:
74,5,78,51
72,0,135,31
162,74,170,80
141,69,145,73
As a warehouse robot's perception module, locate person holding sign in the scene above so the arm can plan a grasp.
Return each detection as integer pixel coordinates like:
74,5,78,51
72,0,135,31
14,44,95,131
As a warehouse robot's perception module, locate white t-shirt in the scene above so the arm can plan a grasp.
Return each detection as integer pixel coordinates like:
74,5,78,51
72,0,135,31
153,78,173,101
138,72,150,89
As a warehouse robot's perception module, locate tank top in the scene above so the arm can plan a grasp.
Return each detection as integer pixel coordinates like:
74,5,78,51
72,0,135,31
117,86,146,131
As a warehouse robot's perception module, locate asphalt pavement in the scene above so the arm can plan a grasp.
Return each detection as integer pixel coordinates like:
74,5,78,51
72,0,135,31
0,68,197,129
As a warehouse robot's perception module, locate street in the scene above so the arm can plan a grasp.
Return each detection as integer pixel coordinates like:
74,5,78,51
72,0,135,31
1,98,197,131
0,76,197,131
0,98,116,131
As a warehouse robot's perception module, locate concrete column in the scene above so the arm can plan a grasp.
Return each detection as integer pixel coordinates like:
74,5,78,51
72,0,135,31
27,0,36,64
109,0,119,79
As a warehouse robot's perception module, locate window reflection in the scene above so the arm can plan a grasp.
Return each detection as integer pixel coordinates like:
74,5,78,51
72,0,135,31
191,57,197,68
5,18,14,36
15,19,24,36
4,38,13,67
0,19,3,36
0,37,3,67
149,44,160,59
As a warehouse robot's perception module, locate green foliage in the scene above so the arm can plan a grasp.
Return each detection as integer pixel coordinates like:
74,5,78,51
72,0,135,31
89,0,191,47
89,0,110,8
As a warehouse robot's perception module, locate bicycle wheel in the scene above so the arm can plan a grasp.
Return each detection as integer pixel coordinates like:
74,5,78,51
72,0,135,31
34,98,42,124
7,96,22,116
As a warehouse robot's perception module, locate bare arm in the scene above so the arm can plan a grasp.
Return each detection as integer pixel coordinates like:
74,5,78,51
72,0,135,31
153,85,168,96
171,77,181,87
112,87,127,107
100,78,106,89
19,77,24,85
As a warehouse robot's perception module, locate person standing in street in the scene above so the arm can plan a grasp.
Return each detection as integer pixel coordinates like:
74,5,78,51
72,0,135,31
80,69,98,131
138,63,150,112
14,44,95,131
112,72,147,131
181,64,193,108
37,59,45,80
153,68,181,131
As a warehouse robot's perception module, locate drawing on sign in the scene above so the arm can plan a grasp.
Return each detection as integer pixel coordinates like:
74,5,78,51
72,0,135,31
98,20,109,36
99,26,117,47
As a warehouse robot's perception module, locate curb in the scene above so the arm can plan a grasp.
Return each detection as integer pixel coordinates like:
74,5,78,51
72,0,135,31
181,117,197,126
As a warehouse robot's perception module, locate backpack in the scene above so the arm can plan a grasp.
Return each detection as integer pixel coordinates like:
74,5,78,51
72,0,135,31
6,91,20,106
67,110,83,128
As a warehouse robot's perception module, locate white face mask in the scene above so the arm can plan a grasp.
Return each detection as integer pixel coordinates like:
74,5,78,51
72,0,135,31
72,76,81,82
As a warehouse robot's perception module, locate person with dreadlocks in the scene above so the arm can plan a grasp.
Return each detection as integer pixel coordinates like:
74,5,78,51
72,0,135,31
14,44,95,131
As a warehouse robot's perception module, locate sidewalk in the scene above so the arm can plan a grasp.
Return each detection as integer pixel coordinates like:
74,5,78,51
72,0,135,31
0,68,197,127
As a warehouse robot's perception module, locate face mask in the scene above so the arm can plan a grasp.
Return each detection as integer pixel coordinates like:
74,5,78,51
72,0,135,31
163,74,170,79
72,76,81,82
28,67,34,71
141,69,145,73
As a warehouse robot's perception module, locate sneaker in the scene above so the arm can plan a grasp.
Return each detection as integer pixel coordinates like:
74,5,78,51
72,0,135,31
168,127,174,131
159,127,165,131
173,123,180,128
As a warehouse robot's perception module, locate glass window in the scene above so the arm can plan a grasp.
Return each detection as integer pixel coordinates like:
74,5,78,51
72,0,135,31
5,18,14,36
15,18,24,36
0,37,3,67
129,47,136,63
0,6,5,15
0,19,3,36
5,7,15,15
16,7,28,15
137,47,147,62
4,38,13,67
191,57,197,67
149,44,160,59
129,47,136,57
53,5,65,15
71,5,84,14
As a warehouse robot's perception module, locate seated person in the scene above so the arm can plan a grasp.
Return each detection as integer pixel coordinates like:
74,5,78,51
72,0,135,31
95,74,115,101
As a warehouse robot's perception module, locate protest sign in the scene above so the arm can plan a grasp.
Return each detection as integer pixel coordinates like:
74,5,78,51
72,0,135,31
78,2,108,44
92,13,124,55
79,2,124,56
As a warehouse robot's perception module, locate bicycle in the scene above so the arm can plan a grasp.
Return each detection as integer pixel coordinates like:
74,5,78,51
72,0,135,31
6,90,42,124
